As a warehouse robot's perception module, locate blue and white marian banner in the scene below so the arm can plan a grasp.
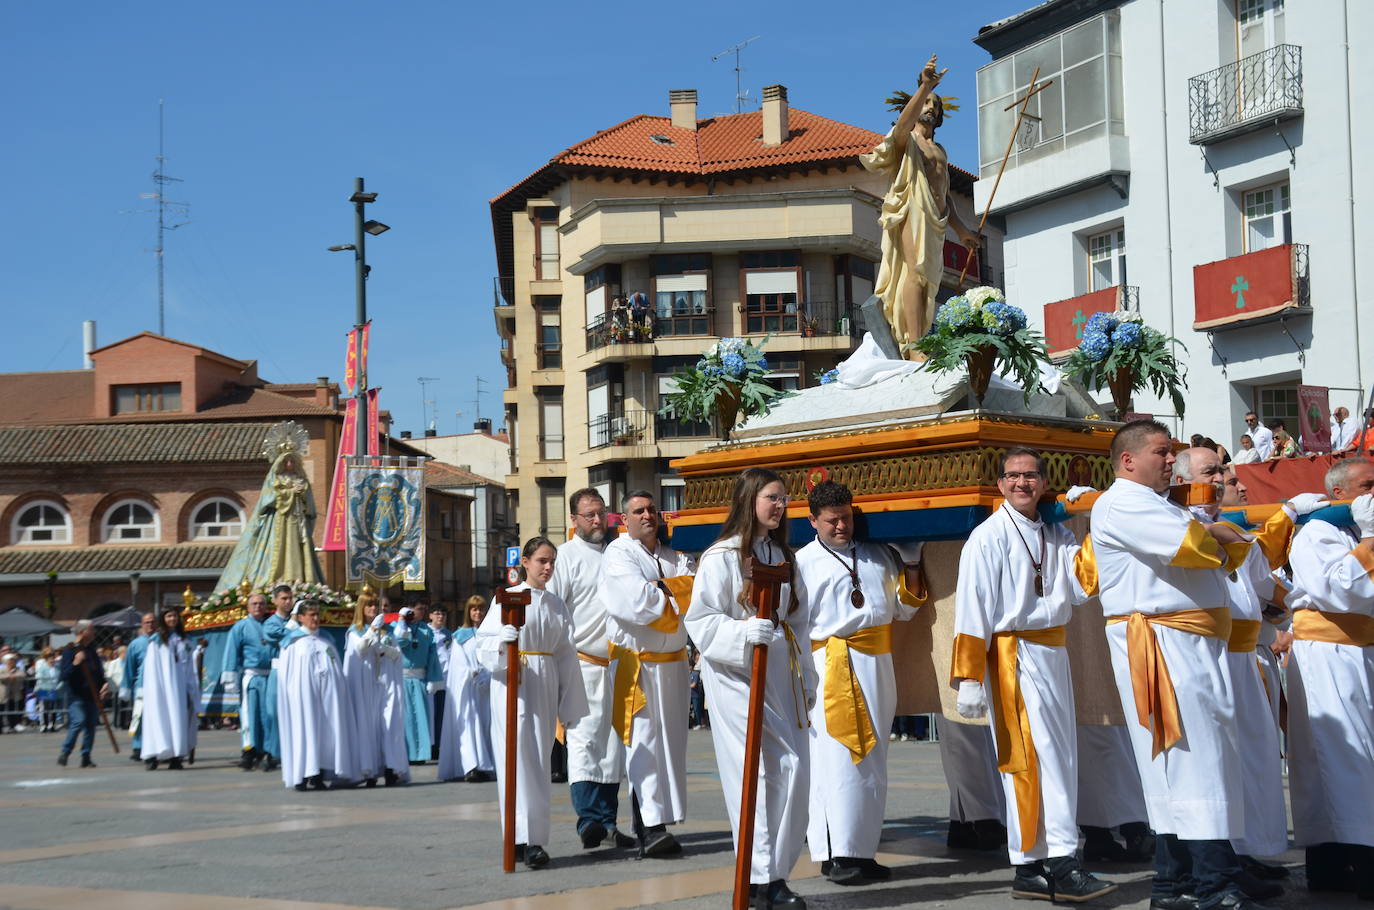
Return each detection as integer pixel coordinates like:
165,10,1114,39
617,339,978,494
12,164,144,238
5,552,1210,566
345,456,428,590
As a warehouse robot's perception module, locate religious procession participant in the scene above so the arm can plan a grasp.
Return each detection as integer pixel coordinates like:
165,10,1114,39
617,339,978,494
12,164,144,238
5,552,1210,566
392,602,444,764
120,611,155,761
951,448,1116,902
1090,420,1259,910
1285,457,1374,900
477,537,589,869
259,582,296,773
439,595,495,783
428,604,452,758
141,606,201,772
278,600,356,791
684,467,817,910
794,480,921,886
57,620,108,768
548,488,632,850
221,592,275,770
344,587,408,787
601,489,696,858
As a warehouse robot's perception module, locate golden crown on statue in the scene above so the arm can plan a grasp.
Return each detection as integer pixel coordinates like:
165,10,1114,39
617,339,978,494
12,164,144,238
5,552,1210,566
261,420,310,462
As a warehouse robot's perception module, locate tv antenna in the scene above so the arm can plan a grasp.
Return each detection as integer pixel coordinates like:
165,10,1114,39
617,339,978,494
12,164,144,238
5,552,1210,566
472,376,488,425
713,36,761,113
418,376,440,433
122,100,190,336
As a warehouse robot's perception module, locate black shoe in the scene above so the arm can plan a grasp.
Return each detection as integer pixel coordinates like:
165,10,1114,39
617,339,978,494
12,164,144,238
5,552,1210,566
761,880,805,908
384,768,400,787
641,825,682,858
57,752,69,767
145,758,159,771
309,774,327,790
80,755,96,768
364,777,377,788
1121,822,1156,863
524,844,550,869
974,818,1008,850
1081,826,1130,863
610,828,637,849
1241,856,1289,880
262,756,279,772
858,858,891,880
1149,896,1199,910
167,757,184,770
1045,857,1117,902
579,821,607,849
1232,870,1282,901
293,782,307,792
1012,862,1052,901
187,749,195,765
947,820,979,849
239,749,256,770
825,857,865,886
130,750,141,761
1214,893,1276,909
463,768,485,783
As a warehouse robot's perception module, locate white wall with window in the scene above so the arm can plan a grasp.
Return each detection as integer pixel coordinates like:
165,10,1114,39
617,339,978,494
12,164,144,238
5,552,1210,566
1087,227,1127,290
1242,182,1290,251
189,498,244,540
533,207,560,280
11,500,71,545
102,499,159,542
537,389,564,461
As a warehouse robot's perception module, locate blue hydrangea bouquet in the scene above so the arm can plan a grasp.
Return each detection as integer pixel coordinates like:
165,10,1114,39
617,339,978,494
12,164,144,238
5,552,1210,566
657,337,786,441
912,286,1048,406
1063,310,1187,420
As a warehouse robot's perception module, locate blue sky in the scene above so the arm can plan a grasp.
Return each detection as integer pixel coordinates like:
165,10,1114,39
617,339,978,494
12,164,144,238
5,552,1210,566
1,0,1031,436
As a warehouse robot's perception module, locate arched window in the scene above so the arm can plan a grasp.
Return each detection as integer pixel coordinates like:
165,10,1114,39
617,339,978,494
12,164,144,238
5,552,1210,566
12,500,71,545
190,498,244,540
102,500,159,542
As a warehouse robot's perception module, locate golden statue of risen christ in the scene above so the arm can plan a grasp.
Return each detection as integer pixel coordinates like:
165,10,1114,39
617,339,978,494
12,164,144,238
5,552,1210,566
861,54,979,359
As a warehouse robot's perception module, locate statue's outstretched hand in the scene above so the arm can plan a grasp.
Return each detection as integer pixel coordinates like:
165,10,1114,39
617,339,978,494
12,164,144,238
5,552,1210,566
920,54,948,89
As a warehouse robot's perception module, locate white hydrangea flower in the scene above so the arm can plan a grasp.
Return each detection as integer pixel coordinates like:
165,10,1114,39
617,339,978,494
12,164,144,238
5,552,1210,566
1113,309,1143,323
704,341,720,358
964,286,1005,308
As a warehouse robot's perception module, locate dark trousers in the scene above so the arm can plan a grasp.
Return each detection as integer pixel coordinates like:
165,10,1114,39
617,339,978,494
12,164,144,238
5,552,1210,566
1153,833,1243,908
570,780,619,835
431,690,446,743
61,698,96,757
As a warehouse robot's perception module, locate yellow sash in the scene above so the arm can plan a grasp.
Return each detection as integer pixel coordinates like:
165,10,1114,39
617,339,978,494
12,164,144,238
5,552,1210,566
609,644,687,746
1292,609,1374,647
1107,607,1231,758
809,624,893,765
576,650,609,667
647,575,695,635
1227,619,1262,653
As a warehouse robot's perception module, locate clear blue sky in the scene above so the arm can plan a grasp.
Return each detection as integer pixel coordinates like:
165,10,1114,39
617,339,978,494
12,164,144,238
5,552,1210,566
1,0,1031,437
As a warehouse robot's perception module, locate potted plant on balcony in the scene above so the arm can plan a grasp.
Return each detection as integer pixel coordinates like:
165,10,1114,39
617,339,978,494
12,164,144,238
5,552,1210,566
1063,310,1187,421
658,337,785,441
911,286,1048,407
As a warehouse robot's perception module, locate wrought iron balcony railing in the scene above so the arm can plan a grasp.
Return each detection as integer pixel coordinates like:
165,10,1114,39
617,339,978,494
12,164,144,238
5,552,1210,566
1188,45,1302,145
588,409,652,450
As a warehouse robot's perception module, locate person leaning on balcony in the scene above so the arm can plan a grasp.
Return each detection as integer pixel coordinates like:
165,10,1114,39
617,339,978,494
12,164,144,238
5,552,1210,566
1233,435,1262,465
1268,424,1300,461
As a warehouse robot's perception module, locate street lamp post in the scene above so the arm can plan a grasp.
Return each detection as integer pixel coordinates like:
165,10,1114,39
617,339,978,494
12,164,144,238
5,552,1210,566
330,177,390,458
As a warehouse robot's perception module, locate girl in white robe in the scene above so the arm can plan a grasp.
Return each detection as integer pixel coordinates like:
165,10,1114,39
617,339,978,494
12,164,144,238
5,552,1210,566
439,596,495,781
343,589,409,787
277,602,357,790
140,607,201,771
683,468,817,908
478,538,589,867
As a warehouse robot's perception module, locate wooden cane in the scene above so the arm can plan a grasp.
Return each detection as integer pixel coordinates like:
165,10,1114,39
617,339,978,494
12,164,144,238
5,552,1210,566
732,557,791,910
496,588,530,874
76,648,119,754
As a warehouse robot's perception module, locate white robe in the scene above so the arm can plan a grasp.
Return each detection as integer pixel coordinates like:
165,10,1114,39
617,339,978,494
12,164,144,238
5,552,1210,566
1091,478,1244,840
140,633,201,761
683,535,817,885
601,535,696,828
1286,519,1374,847
478,583,589,846
438,631,495,779
954,503,1087,863
795,538,915,861
1076,724,1148,828
344,625,408,782
548,535,624,785
277,631,356,788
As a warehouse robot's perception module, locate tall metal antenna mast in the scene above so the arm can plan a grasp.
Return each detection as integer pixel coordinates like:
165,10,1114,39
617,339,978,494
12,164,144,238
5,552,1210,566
712,36,761,113
472,376,488,425
418,377,441,432
124,100,190,335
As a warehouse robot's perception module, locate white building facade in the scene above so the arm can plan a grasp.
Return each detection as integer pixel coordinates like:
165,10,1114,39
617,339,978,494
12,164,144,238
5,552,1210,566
972,0,1372,446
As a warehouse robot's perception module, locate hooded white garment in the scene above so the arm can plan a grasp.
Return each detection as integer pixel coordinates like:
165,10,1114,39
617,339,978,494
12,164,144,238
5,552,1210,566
140,632,201,761
684,534,817,885
478,583,589,846
548,534,624,786
438,628,495,780
601,534,696,828
343,624,408,782
796,537,916,862
277,630,356,788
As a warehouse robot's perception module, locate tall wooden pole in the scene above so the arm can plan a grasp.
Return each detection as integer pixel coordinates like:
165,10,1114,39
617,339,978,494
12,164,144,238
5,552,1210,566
496,588,530,873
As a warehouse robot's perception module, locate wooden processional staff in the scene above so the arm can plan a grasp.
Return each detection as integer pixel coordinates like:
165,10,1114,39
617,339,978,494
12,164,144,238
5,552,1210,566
732,557,792,910
496,586,530,874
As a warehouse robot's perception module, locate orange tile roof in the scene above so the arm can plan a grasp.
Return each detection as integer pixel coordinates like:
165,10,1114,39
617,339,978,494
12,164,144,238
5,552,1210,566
426,460,504,488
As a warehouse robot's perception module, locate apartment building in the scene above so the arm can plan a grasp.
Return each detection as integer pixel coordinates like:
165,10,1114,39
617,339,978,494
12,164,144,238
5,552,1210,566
972,0,1372,444
491,86,996,538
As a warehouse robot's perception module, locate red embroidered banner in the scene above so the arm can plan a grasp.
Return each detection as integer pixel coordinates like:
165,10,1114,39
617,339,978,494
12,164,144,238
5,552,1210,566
367,388,380,457
1192,244,1298,330
1042,287,1120,359
1297,385,1331,453
322,398,357,551
344,329,358,396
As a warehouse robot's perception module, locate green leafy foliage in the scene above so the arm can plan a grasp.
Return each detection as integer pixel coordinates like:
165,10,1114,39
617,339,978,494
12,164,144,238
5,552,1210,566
1063,314,1189,417
657,337,787,426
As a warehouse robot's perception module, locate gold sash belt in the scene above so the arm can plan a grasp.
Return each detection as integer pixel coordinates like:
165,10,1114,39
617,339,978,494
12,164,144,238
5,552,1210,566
810,624,893,765
1107,607,1231,758
649,575,695,634
609,644,687,746
1292,609,1374,647
1227,619,1262,653
576,651,609,667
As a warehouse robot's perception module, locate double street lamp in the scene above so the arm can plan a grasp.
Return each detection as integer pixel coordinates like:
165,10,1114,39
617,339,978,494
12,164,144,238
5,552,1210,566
329,177,390,458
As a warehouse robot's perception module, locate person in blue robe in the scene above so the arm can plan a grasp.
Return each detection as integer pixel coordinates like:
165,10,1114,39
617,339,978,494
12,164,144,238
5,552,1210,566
392,604,444,763
120,612,155,761
259,583,296,772
220,592,276,769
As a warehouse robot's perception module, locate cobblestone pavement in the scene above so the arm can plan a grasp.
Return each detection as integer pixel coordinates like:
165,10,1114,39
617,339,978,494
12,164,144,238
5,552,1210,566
0,727,1344,909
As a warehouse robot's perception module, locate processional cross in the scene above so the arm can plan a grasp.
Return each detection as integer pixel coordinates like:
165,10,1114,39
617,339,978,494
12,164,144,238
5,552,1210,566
955,67,1055,288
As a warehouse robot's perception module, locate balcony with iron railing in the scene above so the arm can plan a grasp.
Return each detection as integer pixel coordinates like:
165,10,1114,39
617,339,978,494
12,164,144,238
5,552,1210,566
1188,44,1302,145
588,409,652,449
1192,243,1309,331
1042,285,1139,360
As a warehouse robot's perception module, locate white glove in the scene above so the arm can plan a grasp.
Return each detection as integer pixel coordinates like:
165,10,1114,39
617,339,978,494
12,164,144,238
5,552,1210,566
1066,485,1096,503
369,614,386,630
499,624,520,643
956,679,987,719
1352,493,1374,539
394,619,410,639
1285,492,1330,518
285,618,300,631
743,617,774,646
119,687,132,702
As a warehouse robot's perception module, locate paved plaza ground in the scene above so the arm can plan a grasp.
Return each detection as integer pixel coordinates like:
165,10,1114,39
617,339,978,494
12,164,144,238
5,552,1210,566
0,727,1348,909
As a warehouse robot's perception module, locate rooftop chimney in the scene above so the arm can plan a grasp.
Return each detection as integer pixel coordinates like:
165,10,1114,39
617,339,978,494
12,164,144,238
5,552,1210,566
400,430,413,439
82,320,96,369
762,84,789,146
474,417,493,434
424,428,438,437
669,89,698,131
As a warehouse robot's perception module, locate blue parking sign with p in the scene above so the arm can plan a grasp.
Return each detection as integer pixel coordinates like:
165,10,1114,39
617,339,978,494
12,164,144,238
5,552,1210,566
506,546,521,567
